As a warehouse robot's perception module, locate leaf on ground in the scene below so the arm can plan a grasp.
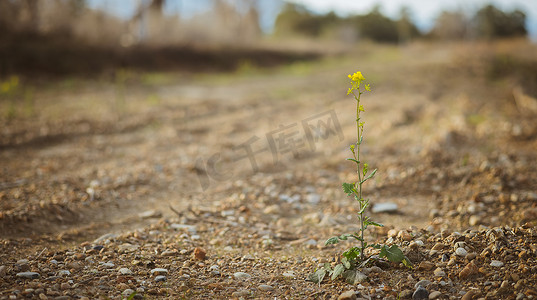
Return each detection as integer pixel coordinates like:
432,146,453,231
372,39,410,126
307,268,326,284
379,244,411,267
331,264,345,280
342,269,367,285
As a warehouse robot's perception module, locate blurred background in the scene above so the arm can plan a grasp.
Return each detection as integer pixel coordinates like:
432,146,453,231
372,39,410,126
0,0,535,76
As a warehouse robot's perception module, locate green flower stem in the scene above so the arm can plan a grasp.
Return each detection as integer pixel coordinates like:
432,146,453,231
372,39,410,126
352,89,365,261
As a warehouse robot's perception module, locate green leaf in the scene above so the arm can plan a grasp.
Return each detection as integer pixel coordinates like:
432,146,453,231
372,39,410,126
325,236,340,245
363,163,369,177
307,268,326,284
331,264,345,280
358,199,369,214
342,247,361,261
342,269,368,285
361,169,377,183
346,158,360,164
364,218,384,228
341,256,351,269
379,245,411,267
368,243,383,249
342,183,355,195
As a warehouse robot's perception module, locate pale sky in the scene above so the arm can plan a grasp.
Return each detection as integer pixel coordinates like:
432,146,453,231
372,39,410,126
289,0,537,36
87,0,537,38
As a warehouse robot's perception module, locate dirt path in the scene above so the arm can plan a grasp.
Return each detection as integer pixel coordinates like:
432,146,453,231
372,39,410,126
1,41,536,299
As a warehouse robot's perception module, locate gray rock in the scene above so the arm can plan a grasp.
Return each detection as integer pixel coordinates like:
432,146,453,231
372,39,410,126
258,284,274,292
233,272,251,280
372,202,398,213
150,268,168,275
415,280,432,289
138,210,162,219
412,286,429,300
429,291,442,299
306,193,321,204
58,270,71,276
455,247,468,257
16,272,40,279
93,233,117,243
490,260,504,267
338,290,357,300
122,289,135,297
118,268,133,275
0,265,7,277
155,275,167,282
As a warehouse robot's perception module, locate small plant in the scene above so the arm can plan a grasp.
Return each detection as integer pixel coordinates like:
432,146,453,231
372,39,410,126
308,71,411,284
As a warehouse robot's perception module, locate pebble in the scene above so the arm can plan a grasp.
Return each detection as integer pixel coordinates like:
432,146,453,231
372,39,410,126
58,270,70,276
232,290,250,297
138,210,162,219
412,286,429,300
461,290,478,300
16,272,40,279
455,247,468,257
155,275,167,282
118,268,133,275
338,290,357,300
258,284,274,292
372,202,398,213
433,267,446,277
0,265,6,277
415,280,432,288
490,260,504,267
233,272,251,280
193,247,206,260
429,291,442,299
306,193,321,204
150,268,168,275
122,289,135,297
418,261,435,271
282,271,296,278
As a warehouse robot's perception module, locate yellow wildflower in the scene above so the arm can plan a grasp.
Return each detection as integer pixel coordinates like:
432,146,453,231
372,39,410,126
359,105,365,112
349,71,365,83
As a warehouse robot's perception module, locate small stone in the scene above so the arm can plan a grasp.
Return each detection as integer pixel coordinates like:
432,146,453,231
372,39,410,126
16,272,40,279
118,243,139,253
415,280,432,289
432,243,445,251
161,250,176,257
459,261,478,279
0,265,7,277
138,210,162,219
118,268,133,275
433,267,446,277
233,272,251,280
258,284,274,292
282,271,296,278
413,286,429,300
38,294,48,300
122,289,135,297
398,230,413,241
490,260,504,267
306,193,321,204
461,290,478,300
193,247,206,260
232,290,250,297
469,215,481,226
429,291,442,299
150,268,168,276
58,270,70,276
418,261,435,271
372,202,398,213
400,290,413,299
155,275,167,282
60,282,70,290
338,290,357,300
455,247,468,257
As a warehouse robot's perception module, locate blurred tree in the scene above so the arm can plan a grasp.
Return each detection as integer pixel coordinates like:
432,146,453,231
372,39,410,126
397,6,421,44
430,10,470,40
357,5,398,43
474,4,526,39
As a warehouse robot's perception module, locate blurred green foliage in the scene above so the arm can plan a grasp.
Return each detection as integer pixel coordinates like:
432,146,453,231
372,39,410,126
274,3,527,43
